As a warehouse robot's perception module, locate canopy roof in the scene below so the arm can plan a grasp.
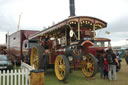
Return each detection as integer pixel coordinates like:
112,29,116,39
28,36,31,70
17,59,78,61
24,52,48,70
29,16,107,40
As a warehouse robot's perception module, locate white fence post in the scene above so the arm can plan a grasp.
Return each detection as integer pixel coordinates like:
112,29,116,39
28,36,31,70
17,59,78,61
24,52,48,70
3,70,5,85
18,69,21,85
7,70,9,85
11,70,13,85
14,70,17,85
25,69,28,85
22,69,24,85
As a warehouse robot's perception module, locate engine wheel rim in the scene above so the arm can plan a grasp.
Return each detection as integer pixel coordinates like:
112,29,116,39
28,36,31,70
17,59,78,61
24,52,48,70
81,54,95,77
30,47,39,69
55,55,66,80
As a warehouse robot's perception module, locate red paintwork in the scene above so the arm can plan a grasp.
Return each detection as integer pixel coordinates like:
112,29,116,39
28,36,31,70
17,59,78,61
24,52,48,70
81,40,94,54
48,40,95,64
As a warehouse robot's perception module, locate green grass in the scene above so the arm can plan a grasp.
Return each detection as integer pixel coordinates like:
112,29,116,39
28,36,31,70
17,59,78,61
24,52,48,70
44,59,128,85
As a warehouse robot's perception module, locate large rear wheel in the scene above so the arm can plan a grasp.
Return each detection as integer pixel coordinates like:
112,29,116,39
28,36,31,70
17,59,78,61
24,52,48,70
55,55,69,81
81,53,97,78
30,45,45,69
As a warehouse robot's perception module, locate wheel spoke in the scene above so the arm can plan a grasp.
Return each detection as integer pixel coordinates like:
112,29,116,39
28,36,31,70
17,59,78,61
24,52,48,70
60,70,65,77
33,48,37,54
61,64,65,71
89,67,94,72
60,58,63,65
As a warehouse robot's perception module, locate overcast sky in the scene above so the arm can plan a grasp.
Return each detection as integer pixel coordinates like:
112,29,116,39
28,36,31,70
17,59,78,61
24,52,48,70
0,0,128,46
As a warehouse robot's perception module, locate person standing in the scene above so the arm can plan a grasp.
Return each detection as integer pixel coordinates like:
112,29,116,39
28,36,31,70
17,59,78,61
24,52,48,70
103,57,108,79
97,51,105,79
105,48,119,81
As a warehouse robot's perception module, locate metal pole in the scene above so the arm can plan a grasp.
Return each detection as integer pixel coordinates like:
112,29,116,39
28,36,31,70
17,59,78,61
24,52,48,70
17,13,22,31
93,24,95,40
78,22,80,40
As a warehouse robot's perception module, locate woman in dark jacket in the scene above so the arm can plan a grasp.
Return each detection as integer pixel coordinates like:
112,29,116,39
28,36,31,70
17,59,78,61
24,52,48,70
97,51,105,78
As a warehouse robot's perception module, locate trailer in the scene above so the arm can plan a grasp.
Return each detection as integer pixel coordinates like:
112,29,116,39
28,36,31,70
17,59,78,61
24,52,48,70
7,30,39,65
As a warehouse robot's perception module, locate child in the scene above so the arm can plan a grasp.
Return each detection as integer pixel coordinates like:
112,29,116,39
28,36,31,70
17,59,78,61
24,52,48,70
104,57,108,79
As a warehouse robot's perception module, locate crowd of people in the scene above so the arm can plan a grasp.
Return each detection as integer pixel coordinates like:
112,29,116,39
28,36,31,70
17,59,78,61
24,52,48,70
97,48,119,81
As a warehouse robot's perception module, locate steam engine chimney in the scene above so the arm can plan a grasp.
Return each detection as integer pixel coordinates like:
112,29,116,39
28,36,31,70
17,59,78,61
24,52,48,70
69,0,75,16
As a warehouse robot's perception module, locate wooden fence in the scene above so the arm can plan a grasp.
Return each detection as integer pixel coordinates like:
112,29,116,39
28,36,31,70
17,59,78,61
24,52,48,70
0,69,30,85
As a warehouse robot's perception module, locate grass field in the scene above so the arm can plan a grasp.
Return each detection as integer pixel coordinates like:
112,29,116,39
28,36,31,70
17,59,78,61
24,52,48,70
44,59,128,85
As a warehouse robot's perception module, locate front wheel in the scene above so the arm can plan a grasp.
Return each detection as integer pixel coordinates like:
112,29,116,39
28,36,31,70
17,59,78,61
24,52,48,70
55,55,69,81
81,53,97,78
